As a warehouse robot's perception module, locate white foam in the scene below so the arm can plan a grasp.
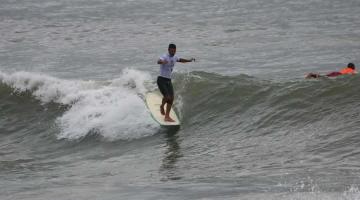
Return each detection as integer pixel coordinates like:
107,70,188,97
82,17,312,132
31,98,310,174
0,69,159,140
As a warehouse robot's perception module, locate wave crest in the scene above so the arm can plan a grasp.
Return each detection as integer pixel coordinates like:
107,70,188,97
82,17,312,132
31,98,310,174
0,69,159,140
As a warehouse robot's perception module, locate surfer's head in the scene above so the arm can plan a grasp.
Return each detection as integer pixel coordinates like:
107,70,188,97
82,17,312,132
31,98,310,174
348,63,355,70
168,43,176,57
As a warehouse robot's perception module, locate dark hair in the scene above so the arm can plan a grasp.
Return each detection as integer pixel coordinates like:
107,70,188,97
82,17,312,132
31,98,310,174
348,63,355,69
168,43,176,49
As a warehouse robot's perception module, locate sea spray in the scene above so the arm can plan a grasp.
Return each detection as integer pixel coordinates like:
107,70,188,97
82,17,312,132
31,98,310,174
0,69,159,140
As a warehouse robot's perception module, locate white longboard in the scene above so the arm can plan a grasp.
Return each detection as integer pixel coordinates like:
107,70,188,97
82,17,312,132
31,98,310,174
145,92,180,126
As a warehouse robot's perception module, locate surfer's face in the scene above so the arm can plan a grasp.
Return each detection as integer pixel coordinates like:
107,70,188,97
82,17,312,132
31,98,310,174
168,48,176,57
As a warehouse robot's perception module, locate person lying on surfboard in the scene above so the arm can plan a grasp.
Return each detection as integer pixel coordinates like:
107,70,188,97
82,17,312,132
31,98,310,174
306,63,357,78
157,43,195,122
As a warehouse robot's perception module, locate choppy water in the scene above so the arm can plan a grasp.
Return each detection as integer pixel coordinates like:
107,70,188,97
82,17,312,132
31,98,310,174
1,0,360,199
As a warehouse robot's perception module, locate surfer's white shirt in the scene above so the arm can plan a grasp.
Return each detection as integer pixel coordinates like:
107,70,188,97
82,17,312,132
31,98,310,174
159,53,179,79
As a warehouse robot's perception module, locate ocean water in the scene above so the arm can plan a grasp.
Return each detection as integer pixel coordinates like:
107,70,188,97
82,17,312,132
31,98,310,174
1,0,360,199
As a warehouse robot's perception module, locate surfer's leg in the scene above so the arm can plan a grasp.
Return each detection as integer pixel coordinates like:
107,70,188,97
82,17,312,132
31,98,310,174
160,98,166,115
157,76,168,115
164,96,175,122
164,82,175,122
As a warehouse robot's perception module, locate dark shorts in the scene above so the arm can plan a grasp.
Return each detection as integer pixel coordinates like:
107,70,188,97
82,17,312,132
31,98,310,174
326,71,342,77
157,76,174,97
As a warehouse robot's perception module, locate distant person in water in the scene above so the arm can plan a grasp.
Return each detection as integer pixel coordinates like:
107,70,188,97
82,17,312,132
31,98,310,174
306,63,357,78
157,43,195,122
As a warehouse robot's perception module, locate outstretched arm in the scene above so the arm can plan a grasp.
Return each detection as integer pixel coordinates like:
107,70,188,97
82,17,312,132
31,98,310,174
178,58,195,63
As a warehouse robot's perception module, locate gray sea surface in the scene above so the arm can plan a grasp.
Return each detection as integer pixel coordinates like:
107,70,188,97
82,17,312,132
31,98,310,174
1,0,360,199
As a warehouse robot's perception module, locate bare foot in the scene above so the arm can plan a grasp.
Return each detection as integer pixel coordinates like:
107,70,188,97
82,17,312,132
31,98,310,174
160,105,165,115
164,116,175,122
306,73,320,79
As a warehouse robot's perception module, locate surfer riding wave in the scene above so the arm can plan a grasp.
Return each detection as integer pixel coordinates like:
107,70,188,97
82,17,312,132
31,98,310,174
156,43,195,122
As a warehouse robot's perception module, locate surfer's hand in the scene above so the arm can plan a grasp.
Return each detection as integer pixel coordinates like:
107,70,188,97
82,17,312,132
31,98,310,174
190,58,195,62
158,59,168,64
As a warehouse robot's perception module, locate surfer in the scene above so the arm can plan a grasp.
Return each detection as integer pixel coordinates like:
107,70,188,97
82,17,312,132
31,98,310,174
306,63,357,78
157,43,195,122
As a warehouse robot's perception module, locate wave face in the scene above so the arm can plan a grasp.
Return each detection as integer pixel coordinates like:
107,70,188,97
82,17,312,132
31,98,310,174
174,71,360,134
